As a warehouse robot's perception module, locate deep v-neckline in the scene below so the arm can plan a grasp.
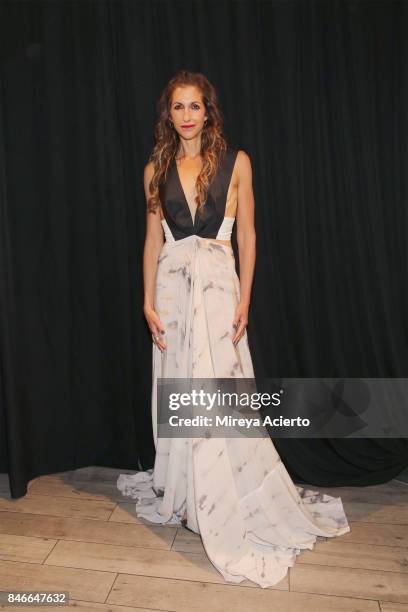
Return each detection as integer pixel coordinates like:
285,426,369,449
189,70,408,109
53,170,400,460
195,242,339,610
174,157,200,227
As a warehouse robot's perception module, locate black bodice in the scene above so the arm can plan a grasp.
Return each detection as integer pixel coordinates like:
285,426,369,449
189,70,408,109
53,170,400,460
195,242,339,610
159,147,238,241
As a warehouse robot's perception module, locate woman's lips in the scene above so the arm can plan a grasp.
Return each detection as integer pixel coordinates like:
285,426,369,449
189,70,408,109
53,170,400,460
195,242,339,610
181,125,195,129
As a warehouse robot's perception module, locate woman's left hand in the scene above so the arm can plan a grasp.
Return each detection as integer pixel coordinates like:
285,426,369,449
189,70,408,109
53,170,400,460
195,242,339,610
232,301,249,346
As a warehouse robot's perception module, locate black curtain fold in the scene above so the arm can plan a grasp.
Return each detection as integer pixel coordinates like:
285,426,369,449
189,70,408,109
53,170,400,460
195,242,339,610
0,0,407,499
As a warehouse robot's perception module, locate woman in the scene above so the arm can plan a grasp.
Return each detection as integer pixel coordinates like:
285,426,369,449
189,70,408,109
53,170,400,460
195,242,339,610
117,70,350,588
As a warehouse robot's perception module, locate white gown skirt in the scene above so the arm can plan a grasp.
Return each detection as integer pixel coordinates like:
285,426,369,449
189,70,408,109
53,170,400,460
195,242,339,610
117,234,350,588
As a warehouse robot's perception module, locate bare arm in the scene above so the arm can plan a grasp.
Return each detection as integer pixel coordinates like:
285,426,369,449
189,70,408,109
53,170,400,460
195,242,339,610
232,150,256,345
143,162,166,351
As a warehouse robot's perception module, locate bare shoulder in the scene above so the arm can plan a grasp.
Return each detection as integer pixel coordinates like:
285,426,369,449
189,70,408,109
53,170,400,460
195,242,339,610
235,149,252,181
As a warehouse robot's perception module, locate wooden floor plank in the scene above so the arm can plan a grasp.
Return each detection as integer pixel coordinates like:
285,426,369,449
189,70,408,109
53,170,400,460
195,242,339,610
44,540,288,590
318,484,408,506
107,574,380,611
339,521,408,548
0,494,115,521
0,533,56,563
109,502,153,524
290,564,408,604
0,559,115,603
342,502,408,525
296,539,408,572
0,600,165,612
380,603,408,611
28,476,128,503
0,511,176,550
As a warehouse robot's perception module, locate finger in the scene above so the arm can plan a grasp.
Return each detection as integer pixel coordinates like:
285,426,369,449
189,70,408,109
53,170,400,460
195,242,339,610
233,329,245,346
231,316,242,342
231,314,241,338
151,324,166,351
155,320,167,349
153,334,166,351
156,325,167,348
232,320,247,344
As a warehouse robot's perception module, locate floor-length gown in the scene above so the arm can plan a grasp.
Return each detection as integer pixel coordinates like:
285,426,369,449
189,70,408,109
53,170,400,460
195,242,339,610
117,147,350,588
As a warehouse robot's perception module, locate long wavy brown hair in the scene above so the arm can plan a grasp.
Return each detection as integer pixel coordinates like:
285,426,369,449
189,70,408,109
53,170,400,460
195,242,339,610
146,70,228,216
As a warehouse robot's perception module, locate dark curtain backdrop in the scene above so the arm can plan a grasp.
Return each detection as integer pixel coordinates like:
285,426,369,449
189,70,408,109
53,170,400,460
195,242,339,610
1,0,407,498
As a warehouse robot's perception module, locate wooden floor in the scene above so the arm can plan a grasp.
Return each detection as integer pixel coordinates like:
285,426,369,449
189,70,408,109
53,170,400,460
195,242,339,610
0,467,407,611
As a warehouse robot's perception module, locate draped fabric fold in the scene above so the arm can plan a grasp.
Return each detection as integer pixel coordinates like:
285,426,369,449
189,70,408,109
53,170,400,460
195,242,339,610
117,235,350,588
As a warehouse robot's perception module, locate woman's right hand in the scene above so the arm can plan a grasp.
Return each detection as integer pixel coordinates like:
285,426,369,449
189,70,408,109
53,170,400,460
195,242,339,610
144,304,167,352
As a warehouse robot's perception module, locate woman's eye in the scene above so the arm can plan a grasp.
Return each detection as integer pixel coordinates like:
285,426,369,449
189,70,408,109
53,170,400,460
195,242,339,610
174,105,200,110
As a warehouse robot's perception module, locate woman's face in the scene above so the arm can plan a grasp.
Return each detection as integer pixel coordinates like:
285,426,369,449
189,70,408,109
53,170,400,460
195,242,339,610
169,85,208,140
